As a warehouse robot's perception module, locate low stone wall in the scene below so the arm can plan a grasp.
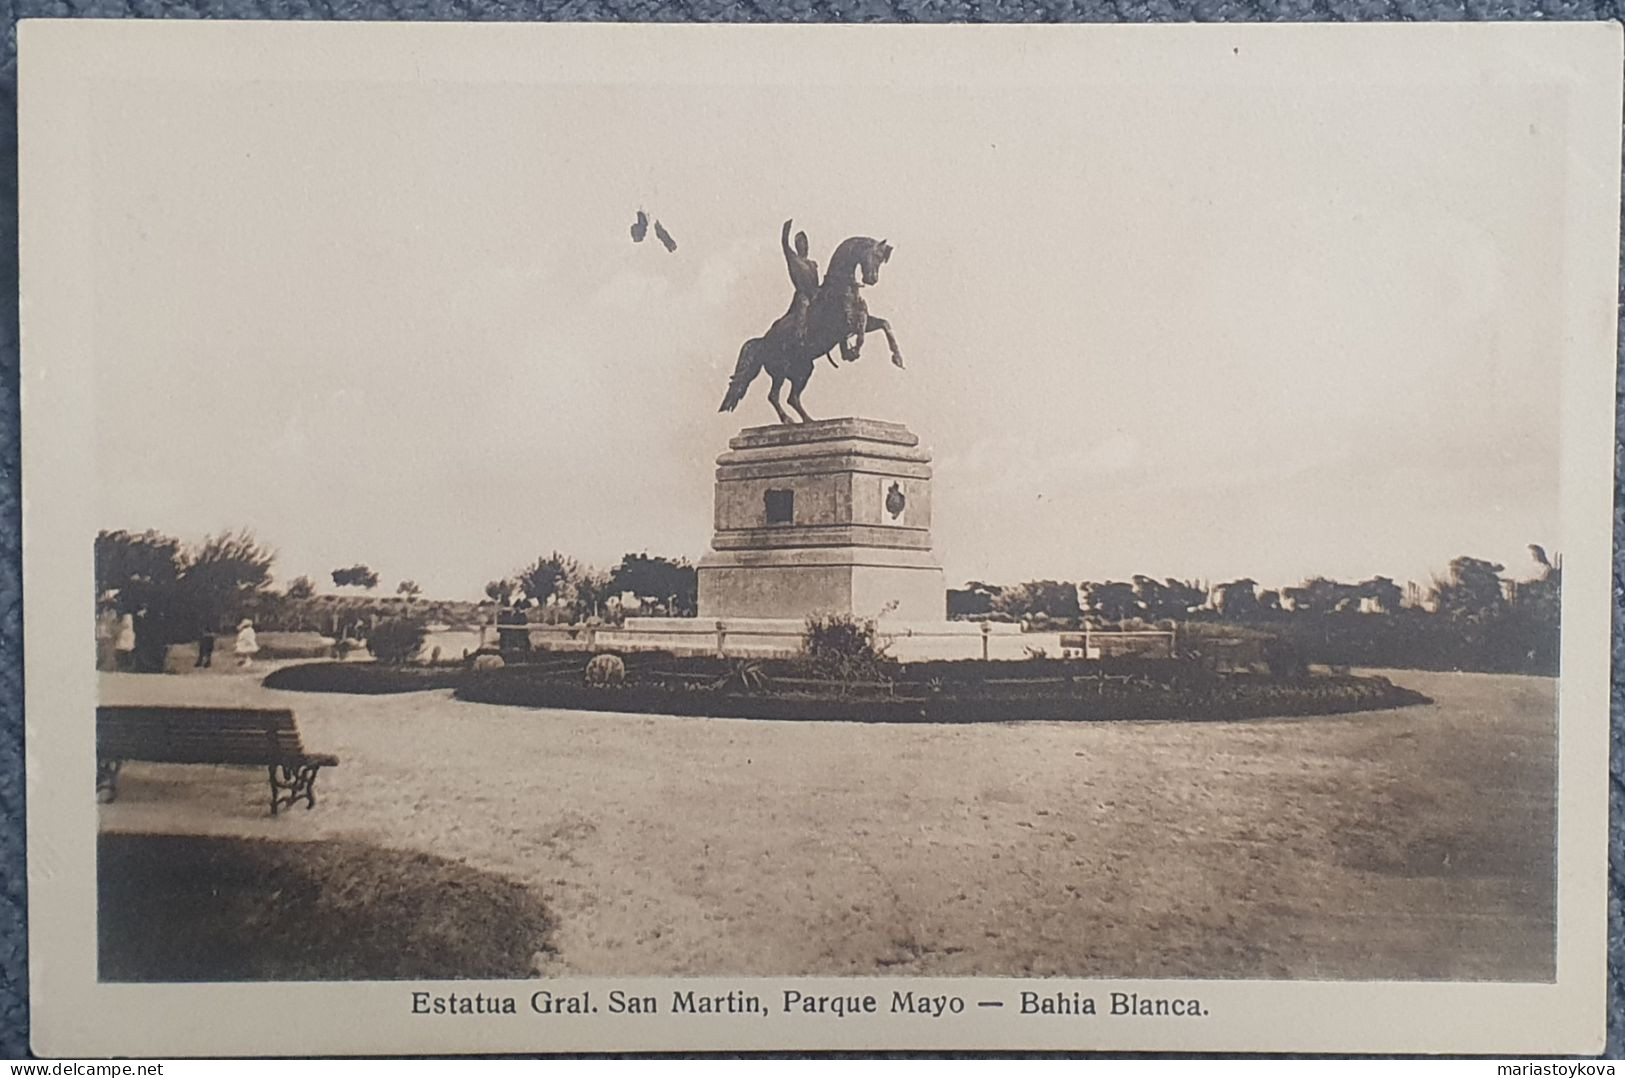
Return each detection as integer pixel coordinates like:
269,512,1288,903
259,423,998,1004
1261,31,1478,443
595,617,1041,661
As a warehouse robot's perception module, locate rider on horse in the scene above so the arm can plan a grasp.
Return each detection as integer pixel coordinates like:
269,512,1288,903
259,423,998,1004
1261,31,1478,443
768,220,836,368
719,220,902,424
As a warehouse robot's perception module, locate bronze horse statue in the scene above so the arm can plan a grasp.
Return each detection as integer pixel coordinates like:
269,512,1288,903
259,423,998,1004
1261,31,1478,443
719,224,903,424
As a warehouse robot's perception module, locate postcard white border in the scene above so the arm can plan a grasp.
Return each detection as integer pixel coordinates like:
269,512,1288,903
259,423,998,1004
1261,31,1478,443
20,19,1622,1056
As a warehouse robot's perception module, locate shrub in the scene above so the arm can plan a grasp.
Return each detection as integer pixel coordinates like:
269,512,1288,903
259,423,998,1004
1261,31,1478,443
1263,637,1309,681
711,659,768,692
366,617,427,665
584,654,626,686
803,613,894,685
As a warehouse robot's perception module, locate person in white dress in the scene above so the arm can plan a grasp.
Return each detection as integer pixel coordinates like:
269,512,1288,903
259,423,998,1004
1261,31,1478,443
234,618,260,668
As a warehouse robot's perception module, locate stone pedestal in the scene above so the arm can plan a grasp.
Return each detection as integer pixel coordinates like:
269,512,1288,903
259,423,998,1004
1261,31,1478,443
695,418,946,622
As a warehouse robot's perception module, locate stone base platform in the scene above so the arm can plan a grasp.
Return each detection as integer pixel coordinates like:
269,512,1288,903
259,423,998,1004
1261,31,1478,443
697,548,945,623
595,616,1046,661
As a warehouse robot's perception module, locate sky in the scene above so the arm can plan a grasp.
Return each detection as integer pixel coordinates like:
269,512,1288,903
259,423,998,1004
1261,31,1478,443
88,63,1567,600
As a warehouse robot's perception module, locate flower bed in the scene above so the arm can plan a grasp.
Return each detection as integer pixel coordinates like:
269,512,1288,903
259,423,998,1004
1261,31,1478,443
448,654,1430,724
262,661,465,695
266,653,1429,722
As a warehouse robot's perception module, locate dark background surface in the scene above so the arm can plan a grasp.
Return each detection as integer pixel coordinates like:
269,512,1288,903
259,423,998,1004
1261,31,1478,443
0,4,1620,1058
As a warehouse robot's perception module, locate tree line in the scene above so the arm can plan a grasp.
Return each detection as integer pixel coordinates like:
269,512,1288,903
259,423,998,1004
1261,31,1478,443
484,551,698,621
95,526,1561,675
947,548,1559,626
948,548,1562,675
93,528,703,670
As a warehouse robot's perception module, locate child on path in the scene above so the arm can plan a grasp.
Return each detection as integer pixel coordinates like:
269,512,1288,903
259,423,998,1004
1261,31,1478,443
234,618,259,668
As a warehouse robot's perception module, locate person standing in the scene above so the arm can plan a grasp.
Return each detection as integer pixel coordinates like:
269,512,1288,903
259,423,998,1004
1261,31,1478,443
113,611,137,672
195,618,216,669
234,618,259,668
95,599,119,671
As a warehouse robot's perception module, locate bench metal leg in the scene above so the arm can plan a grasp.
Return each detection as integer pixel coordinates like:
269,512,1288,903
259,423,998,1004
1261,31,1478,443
96,759,122,802
268,763,322,815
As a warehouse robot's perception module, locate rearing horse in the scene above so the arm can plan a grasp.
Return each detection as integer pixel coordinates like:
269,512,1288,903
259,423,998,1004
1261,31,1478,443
719,233,903,424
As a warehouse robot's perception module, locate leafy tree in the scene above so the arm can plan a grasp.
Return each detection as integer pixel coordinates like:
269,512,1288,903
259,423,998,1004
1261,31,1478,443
1284,576,1345,615
1130,576,1206,620
1161,579,1208,618
1434,557,1507,621
397,580,422,602
181,529,276,632
1079,580,1137,622
1130,576,1169,619
1359,576,1403,613
95,529,182,602
1510,545,1562,670
1213,578,1258,619
1515,545,1561,624
332,564,380,590
948,581,1001,619
990,580,1080,622
574,569,615,620
1030,580,1080,620
285,575,317,601
185,530,274,595
989,583,1031,620
518,552,581,608
484,578,518,605
610,553,698,616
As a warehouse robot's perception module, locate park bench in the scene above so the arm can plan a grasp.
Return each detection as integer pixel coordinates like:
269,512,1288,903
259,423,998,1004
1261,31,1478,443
96,705,339,815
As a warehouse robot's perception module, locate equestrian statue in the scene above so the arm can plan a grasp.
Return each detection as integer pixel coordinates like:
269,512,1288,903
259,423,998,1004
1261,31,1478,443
719,219,903,424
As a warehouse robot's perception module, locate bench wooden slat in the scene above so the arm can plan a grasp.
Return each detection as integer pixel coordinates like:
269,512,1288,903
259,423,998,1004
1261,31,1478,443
98,708,307,753
96,705,339,814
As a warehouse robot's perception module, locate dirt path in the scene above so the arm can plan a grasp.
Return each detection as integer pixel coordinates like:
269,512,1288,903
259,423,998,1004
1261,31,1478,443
98,667,1555,980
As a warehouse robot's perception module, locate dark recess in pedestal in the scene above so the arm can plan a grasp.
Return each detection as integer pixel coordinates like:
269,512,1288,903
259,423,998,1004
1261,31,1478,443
764,489,794,526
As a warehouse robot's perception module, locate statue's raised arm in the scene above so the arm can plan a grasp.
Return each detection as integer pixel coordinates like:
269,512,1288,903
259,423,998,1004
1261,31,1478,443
781,219,820,300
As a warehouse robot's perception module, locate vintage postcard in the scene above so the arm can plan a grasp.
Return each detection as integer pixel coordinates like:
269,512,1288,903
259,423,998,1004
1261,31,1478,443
20,19,1622,1056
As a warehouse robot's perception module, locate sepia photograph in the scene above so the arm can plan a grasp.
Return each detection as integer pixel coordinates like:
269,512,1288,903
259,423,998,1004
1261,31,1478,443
21,19,1620,1055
